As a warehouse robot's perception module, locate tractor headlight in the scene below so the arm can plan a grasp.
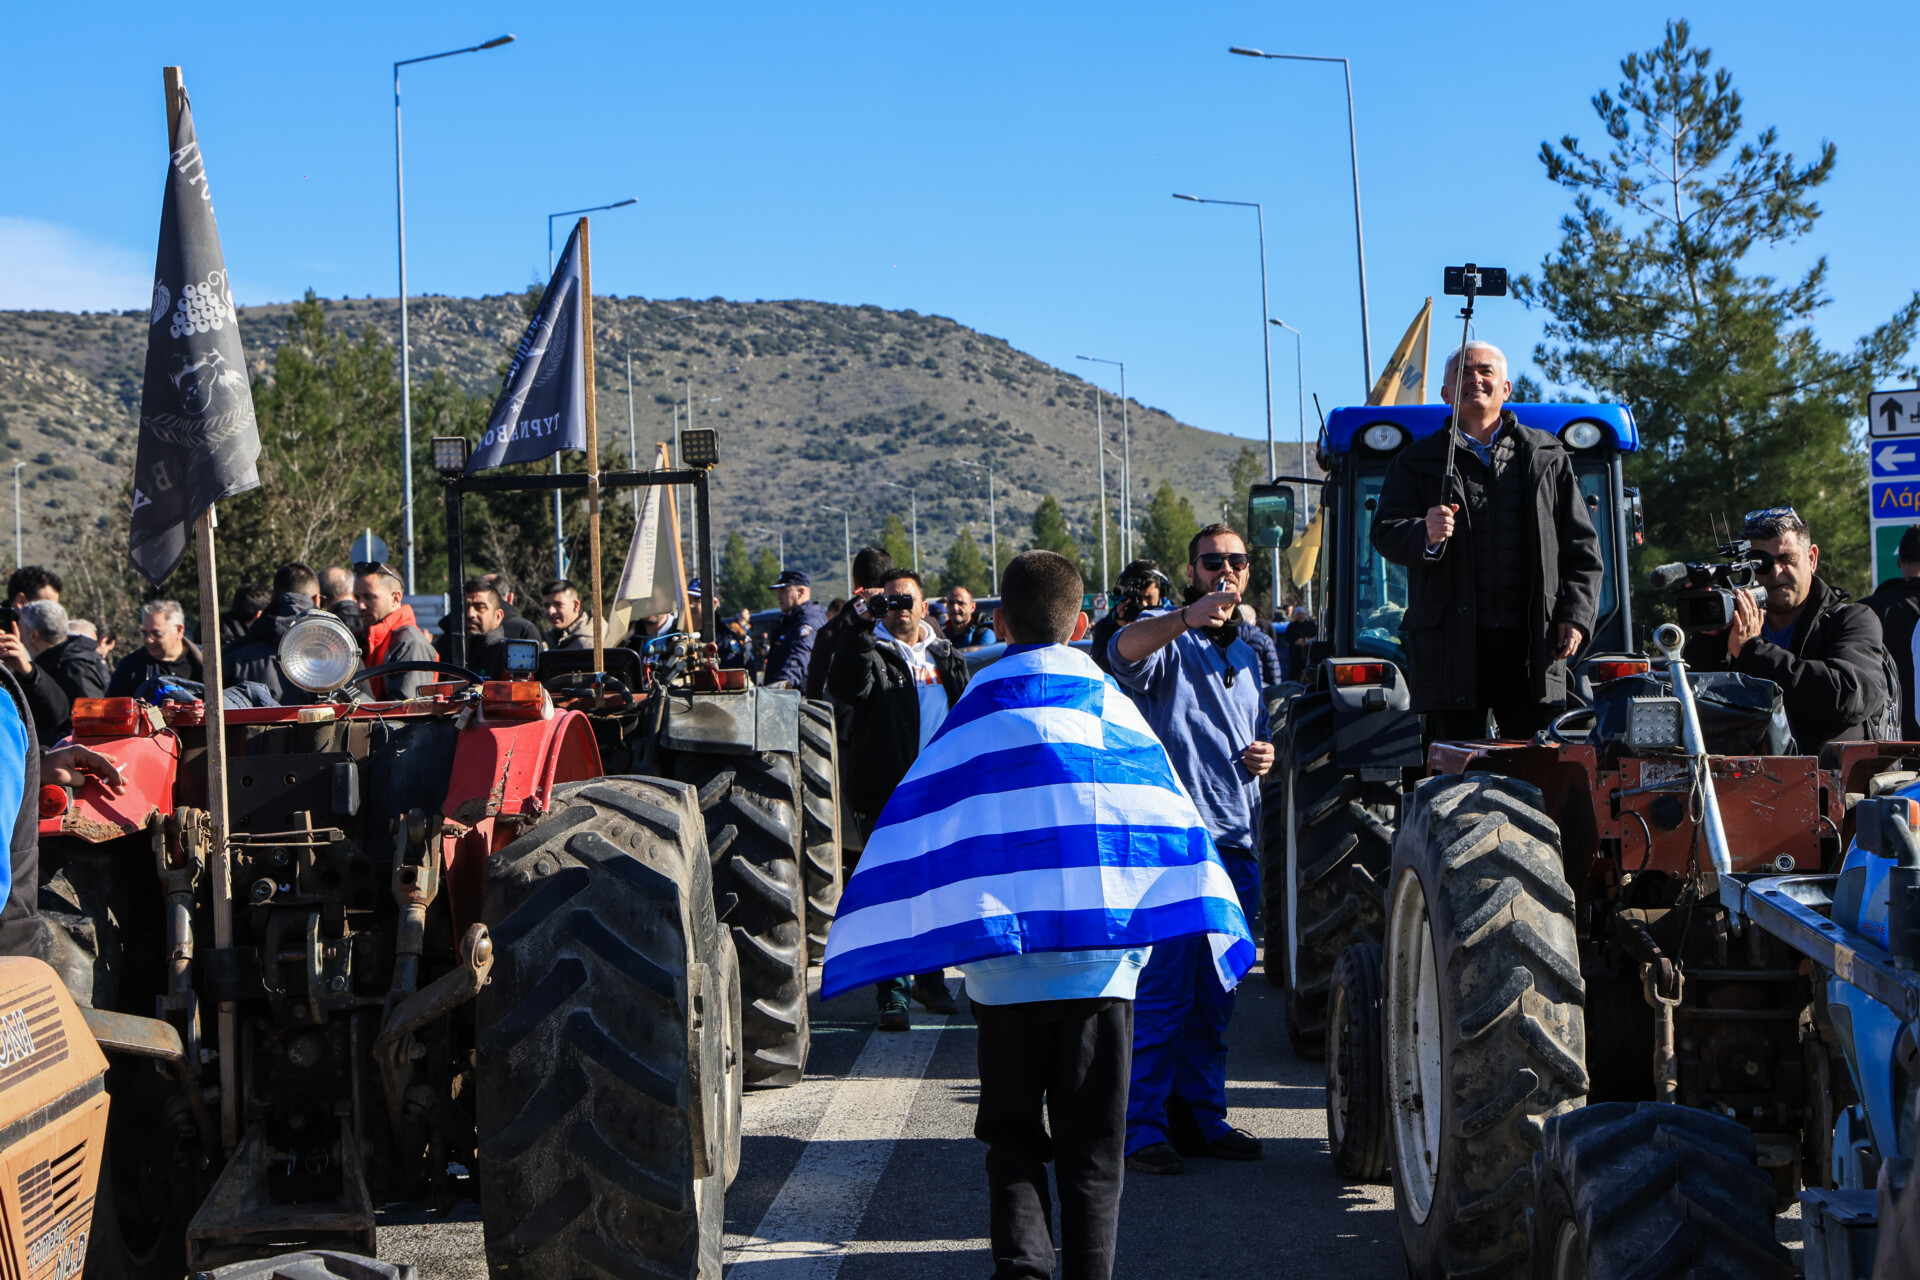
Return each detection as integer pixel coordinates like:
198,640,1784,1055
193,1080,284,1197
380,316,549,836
278,612,361,694
1560,420,1605,450
1625,696,1685,754
1361,423,1406,452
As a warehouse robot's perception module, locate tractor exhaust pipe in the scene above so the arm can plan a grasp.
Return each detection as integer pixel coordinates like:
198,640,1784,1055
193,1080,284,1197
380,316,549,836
1652,622,1734,877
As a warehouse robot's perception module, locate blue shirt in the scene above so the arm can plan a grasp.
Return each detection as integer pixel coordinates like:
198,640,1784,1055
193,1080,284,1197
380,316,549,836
1107,626,1269,850
1761,617,1798,650
0,693,25,903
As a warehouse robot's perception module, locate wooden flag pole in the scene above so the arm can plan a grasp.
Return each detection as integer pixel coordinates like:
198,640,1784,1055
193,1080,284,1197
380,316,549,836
579,218,606,684
164,64,239,1151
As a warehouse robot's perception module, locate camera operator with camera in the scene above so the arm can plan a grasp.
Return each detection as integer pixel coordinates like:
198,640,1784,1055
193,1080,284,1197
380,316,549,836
1678,507,1892,753
828,567,970,1028
1090,560,1171,678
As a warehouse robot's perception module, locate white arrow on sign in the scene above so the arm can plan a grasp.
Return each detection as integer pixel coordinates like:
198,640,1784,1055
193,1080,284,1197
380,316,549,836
1878,444,1918,469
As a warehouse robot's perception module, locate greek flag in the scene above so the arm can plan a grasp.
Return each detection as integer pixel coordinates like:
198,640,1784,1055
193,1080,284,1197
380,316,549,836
820,643,1255,1001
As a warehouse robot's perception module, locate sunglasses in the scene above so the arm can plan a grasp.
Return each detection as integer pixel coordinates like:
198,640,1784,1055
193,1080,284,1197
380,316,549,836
1742,507,1798,526
1196,552,1251,572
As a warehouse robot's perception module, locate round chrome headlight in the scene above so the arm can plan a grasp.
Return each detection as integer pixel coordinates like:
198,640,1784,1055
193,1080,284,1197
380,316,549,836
1561,420,1605,450
1362,423,1406,452
277,612,360,694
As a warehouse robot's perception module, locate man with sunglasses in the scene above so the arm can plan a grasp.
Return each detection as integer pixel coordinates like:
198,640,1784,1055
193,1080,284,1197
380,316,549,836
1372,341,1603,741
1108,524,1272,1173
1682,507,1893,753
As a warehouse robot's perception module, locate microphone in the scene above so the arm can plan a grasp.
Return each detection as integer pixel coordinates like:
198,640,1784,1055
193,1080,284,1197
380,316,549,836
1647,562,1691,591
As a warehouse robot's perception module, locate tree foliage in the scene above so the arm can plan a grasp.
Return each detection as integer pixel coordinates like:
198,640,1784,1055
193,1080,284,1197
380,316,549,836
1029,495,1079,562
878,513,915,576
1219,446,1274,609
1515,20,1920,596
1138,482,1199,590
943,527,990,596
719,530,773,612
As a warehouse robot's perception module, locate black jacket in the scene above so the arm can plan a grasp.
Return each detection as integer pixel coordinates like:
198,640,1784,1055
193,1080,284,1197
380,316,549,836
500,603,545,647
1683,576,1890,755
225,593,319,706
1862,576,1920,740
1239,621,1286,688
44,637,108,705
14,662,69,749
828,620,969,815
106,639,204,698
1371,412,1603,712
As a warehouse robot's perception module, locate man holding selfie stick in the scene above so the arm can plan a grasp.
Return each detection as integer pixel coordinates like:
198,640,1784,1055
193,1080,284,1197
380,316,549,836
1108,523,1272,1173
1371,266,1601,742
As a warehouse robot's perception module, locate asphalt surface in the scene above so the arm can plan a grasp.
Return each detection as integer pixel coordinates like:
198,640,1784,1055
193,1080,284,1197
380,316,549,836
376,950,1808,1278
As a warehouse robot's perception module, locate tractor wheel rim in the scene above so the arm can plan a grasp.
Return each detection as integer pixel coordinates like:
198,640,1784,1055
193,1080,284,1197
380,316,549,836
1387,866,1442,1223
1552,1220,1583,1280
1326,978,1349,1141
1285,770,1300,995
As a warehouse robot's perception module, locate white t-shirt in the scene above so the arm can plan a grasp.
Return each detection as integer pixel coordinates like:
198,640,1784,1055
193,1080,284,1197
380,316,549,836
880,619,950,751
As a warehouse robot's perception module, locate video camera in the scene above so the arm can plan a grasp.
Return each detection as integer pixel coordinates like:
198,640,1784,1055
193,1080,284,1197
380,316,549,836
1649,540,1774,633
1114,565,1172,624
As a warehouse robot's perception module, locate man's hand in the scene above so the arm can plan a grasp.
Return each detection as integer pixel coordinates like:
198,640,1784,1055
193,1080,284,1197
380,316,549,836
1551,622,1585,661
44,745,125,795
1240,740,1274,778
0,634,29,677
1424,503,1460,547
1183,590,1241,631
1727,589,1763,659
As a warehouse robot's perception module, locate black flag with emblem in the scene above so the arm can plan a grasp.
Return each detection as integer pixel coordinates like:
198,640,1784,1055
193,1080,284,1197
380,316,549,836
468,220,588,473
129,90,261,586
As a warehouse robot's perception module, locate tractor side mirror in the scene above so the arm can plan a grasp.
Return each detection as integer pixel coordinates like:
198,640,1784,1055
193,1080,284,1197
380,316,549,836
1247,484,1296,550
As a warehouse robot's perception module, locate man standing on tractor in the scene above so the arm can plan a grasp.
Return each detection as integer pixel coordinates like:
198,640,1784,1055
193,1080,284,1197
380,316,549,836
1371,341,1603,740
1683,506,1891,753
354,563,438,699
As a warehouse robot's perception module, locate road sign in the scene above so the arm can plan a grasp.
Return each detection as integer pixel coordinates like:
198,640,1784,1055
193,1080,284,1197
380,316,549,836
1870,388,1920,439
1080,593,1109,613
350,529,388,564
1874,441,1920,478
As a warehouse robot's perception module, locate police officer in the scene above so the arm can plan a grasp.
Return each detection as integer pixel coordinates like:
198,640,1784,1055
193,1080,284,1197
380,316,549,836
764,570,826,690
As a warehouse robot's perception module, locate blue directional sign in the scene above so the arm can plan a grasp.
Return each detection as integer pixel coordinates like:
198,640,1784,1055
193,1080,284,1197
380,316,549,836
1873,440,1920,479
1873,480,1920,523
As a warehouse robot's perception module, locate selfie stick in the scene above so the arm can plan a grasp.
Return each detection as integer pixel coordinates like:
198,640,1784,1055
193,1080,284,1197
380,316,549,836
1440,265,1483,509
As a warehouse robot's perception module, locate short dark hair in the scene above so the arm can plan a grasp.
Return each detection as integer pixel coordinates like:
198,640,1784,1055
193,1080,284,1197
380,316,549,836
853,547,896,590
1188,522,1245,564
8,566,60,600
230,583,272,618
882,568,924,594
1000,551,1083,644
273,562,320,597
481,571,514,601
464,580,503,610
1744,509,1811,546
1899,526,1920,565
541,579,577,598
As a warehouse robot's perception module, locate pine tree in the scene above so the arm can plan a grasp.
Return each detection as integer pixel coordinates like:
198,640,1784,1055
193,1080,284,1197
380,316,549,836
1516,20,1920,596
1138,482,1199,589
879,514,916,576
943,528,990,595
1029,495,1080,561
750,548,782,609
1220,446,1274,609
719,531,771,612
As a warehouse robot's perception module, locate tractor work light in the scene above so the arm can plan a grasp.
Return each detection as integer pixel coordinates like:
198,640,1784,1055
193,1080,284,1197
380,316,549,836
1331,661,1388,687
1560,421,1605,450
71,698,141,737
431,436,471,476
1588,658,1651,683
680,427,720,469
1361,423,1406,452
279,613,361,694
481,680,551,721
1625,696,1685,753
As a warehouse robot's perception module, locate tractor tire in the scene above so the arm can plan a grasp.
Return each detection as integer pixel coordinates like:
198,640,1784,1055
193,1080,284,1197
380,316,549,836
716,930,744,1188
1325,943,1389,1182
675,749,810,1087
1528,1102,1793,1279
799,700,843,965
1385,773,1587,1280
475,776,729,1280
1265,693,1396,1058
39,835,128,1010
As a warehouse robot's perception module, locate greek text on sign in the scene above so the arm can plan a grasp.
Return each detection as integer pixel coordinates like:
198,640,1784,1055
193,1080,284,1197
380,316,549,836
1870,389,1920,439
1872,481,1920,519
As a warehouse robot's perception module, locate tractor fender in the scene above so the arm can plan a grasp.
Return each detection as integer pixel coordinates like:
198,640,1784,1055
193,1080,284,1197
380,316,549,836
439,708,603,935
1313,660,1423,773
39,733,178,843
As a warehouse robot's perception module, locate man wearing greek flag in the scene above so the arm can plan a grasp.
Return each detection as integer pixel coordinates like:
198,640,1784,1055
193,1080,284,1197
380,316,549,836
822,551,1253,1280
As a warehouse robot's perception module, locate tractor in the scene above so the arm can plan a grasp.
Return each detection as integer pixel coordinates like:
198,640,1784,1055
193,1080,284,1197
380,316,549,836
35,427,837,1279
1253,401,1920,1276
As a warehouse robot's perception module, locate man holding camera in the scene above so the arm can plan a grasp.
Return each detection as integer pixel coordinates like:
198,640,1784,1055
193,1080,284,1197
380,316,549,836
1682,507,1890,753
1372,341,1603,740
828,567,969,1028
1108,525,1271,1173
1091,560,1170,678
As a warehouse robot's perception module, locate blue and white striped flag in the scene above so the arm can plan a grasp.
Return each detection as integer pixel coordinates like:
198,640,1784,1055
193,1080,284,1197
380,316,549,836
820,643,1255,1001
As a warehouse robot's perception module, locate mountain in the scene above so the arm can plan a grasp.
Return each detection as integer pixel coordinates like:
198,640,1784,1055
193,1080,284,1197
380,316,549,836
0,293,1264,593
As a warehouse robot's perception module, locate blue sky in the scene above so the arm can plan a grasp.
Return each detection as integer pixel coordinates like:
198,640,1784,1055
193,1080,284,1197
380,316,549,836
5,1,1916,449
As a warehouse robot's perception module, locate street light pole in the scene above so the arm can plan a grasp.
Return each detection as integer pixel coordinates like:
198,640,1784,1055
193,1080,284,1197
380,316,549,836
1092,393,1110,593
623,312,694,521
1174,192,1279,616
10,462,22,569
819,506,852,596
394,33,515,596
1270,317,1312,611
549,199,637,273
1230,46,1374,392
953,459,996,594
1077,355,1131,562
882,483,919,572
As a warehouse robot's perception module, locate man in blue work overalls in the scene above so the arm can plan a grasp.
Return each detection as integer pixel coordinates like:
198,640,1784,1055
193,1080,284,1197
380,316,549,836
1108,522,1272,1174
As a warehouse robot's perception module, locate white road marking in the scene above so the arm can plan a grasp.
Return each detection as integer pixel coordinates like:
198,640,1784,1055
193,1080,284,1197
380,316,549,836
726,1019,950,1277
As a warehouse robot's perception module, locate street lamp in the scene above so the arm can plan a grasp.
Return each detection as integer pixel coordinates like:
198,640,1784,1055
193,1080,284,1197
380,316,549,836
1174,191,1280,616
819,506,853,597
10,461,22,569
1088,392,1111,593
1077,355,1131,562
952,459,996,594
394,32,516,595
625,312,694,519
549,199,637,272
1229,45,1374,391
1270,317,1312,611
881,482,919,573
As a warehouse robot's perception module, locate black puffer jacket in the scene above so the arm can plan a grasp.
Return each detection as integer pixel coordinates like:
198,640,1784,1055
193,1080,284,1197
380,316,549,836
225,593,320,706
828,620,968,816
1682,576,1890,755
44,637,108,705
1862,576,1920,740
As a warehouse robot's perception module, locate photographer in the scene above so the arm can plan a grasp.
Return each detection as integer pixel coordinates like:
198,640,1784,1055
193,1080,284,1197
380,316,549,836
828,567,969,1028
1090,560,1171,678
805,548,893,698
1108,525,1271,1173
0,601,74,746
1682,507,1890,754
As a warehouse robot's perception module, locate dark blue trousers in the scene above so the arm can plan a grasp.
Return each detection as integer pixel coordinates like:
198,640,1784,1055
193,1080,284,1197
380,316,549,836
1124,847,1258,1154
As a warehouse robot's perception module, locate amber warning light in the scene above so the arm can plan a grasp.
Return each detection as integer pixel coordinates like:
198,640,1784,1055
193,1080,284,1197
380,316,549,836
71,698,140,737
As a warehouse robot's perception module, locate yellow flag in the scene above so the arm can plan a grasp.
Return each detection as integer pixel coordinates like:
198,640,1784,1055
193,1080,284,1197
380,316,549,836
1288,508,1325,588
1367,297,1432,405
